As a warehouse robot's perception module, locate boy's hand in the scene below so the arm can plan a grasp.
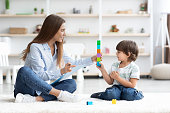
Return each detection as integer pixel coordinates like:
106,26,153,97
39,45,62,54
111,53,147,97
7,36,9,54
96,62,105,71
110,71,119,80
61,63,76,74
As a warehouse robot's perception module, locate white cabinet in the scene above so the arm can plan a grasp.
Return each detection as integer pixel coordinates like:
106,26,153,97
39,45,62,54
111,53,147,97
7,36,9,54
0,0,153,75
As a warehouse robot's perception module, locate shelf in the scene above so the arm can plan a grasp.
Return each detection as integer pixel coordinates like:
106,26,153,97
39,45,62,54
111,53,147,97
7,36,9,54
0,34,37,37
56,14,98,18
66,33,99,37
81,53,150,57
103,14,150,17
102,33,150,37
156,45,170,48
0,14,46,18
9,54,21,57
0,33,98,37
2,33,150,37
0,14,149,18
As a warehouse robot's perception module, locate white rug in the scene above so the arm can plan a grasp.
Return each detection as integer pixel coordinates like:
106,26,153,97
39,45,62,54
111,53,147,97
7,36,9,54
0,93,170,113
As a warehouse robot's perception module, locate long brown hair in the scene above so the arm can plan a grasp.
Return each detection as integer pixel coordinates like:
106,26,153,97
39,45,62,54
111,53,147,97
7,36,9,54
116,40,139,61
22,14,65,67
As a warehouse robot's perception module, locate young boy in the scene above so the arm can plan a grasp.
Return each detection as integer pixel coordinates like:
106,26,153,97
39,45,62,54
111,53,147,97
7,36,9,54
91,40,144,101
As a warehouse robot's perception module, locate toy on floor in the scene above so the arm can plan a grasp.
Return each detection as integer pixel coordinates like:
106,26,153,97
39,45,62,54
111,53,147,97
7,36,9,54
97,40,101,67
112,99,116,104
87,101,93,105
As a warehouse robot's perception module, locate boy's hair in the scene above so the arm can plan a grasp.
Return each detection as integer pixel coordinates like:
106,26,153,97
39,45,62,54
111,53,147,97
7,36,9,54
116,40,139,61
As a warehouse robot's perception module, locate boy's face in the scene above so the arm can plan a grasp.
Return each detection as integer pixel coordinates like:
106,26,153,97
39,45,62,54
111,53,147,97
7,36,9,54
116,50,129,62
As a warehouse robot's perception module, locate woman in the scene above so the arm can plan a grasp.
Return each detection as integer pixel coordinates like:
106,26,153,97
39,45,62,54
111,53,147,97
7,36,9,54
14,14,97,103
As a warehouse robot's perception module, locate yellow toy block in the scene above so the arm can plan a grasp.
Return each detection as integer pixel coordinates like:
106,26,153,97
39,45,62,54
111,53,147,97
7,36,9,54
97,57,101,61
112,99,116,104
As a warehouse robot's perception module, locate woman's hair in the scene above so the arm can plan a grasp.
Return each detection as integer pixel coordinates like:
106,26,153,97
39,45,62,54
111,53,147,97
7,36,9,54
22,14,65,67
116,40,139,61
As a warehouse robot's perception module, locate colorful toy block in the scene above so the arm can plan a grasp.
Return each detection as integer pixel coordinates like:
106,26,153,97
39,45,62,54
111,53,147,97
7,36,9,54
97,53,101,57
97,40,100,45
97,40,101,67
97,62,101,66
97,57,101,62
97,45,100,49
97,49,101,53
87,101,93,105
112,99,116,104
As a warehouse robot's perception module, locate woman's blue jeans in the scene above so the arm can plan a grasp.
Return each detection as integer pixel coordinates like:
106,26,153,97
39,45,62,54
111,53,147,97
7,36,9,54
91,85,144,101
14,66,77,101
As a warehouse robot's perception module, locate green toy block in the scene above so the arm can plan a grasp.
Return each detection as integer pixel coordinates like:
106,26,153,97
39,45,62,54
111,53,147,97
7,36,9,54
97,40,100,45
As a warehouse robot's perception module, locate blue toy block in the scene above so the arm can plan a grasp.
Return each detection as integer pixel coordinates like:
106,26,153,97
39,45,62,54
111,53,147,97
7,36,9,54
87,101,93,105
97,62,101,66
97,45,100,49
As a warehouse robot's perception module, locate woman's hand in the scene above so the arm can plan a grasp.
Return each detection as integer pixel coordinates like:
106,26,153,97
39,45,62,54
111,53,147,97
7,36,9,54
91,53,102,62
61,63,76,75
110,71,119,80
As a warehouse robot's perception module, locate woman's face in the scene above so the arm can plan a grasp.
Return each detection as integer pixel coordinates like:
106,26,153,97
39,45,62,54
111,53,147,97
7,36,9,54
53,23,66,42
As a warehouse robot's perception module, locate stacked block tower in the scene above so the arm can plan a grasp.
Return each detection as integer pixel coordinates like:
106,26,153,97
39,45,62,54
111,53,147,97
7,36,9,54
97,40,101,66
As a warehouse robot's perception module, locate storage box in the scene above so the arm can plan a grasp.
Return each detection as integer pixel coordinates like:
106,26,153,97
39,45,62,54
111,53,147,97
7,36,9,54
9,28,28,34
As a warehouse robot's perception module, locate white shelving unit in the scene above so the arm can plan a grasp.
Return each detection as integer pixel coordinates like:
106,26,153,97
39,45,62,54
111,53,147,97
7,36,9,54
0,14,46,18
102,33,150,37
103,14,150,17
56,14,98,18
0,0,153,76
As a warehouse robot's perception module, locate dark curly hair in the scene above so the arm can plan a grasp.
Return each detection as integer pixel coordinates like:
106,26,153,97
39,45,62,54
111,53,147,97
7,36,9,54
116,40,139,61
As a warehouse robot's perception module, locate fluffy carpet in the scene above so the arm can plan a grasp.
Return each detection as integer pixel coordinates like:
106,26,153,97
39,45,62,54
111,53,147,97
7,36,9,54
0,93,170,113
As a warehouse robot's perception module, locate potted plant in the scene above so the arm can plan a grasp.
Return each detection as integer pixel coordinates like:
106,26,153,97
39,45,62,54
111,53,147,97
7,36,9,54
34,8,37,14
5,0,10,14
41,8,44,14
